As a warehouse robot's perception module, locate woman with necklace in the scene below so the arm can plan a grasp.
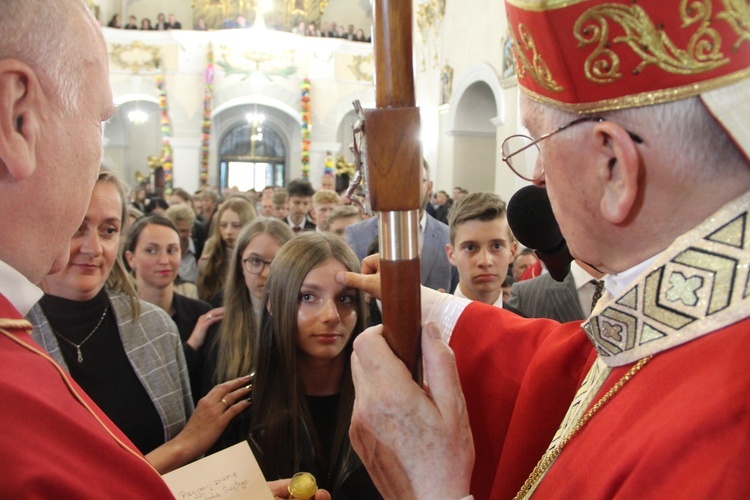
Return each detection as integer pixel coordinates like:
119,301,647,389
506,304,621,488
27,171,251,474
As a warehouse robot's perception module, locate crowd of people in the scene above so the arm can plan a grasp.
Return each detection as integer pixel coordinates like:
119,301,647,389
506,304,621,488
104,11,370,41
106,12,182,30
292,21,370,42
1,0,748,498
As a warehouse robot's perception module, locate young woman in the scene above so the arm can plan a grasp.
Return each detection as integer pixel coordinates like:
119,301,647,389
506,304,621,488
197,196,256,303
239,232,380,498
123,215,223,400
199,217,293,400
27,171,250,474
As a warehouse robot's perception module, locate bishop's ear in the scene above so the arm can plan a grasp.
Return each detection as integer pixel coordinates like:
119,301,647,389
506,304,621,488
0,60,43,181
592,120,642,225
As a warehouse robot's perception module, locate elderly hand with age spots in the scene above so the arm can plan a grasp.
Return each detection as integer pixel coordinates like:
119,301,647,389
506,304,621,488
338,256,474,499
349,322,474,498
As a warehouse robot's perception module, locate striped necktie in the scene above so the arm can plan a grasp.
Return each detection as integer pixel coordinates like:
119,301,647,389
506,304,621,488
589,279,605,314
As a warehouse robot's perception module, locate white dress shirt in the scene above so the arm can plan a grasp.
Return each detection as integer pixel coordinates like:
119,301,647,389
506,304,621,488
0,259,43,316
453,284,504,308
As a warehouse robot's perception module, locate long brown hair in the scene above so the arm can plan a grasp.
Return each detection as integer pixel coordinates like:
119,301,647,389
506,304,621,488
197,197,256,301
98,169,141,318
249,232,368,481
213,217,294,384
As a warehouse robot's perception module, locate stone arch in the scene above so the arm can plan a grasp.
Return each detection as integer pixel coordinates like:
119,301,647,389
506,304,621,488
445,63,503,196
211,95,303,185
448,62,504,133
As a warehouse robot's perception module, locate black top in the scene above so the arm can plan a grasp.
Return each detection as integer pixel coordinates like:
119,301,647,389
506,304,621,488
172,292,212,403
40,290,164,454
306,394,340,467
197,322,222,401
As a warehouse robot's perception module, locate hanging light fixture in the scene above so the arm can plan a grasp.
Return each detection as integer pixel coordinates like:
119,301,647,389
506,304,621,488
128,100,149,125
246,106,265,142
245,112,265,125
128,109,149,125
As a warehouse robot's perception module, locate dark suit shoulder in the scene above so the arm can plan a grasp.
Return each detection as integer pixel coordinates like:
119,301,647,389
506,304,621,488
503,303,527,317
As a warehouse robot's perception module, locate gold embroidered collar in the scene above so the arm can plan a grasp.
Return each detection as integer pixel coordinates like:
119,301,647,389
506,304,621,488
583,190,750,367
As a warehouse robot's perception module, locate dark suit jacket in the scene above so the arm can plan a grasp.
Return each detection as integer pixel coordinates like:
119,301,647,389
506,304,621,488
287,216,316,233
434,202,452,225
345,214,458,292
191,219,207,260
505,270,585,322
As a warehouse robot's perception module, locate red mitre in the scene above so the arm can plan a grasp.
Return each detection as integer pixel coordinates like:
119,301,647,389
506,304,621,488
505,0,750,113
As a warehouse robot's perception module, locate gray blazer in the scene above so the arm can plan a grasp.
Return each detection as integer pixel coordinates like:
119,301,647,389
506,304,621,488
27,291,194,442
505,270,585,323
345,214,458,292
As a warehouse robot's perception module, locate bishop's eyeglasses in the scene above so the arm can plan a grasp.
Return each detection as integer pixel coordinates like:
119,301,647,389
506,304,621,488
501,116,644,182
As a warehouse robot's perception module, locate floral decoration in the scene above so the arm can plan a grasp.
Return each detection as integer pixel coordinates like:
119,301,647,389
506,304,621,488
156,66,173,193
300,77,311,178
201,45,214,186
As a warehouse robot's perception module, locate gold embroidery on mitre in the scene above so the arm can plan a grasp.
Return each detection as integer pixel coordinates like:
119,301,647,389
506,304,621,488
510,22,564,92
517,65,750,113
574,1,729,85
717,0,750,50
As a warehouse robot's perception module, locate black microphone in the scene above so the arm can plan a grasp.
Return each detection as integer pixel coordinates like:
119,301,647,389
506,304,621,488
507,185,573,282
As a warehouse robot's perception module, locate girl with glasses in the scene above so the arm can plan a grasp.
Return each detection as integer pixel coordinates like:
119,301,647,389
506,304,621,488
200,218,294,400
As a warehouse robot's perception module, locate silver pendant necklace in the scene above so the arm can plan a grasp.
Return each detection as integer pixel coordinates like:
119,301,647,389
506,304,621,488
51,304,109,363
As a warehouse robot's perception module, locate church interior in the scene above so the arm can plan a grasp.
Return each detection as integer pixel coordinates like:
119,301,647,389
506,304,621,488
91,0,529,201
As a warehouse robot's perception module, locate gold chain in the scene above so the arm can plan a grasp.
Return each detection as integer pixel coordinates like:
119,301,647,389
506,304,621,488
514,355,653,500
51,305,109,363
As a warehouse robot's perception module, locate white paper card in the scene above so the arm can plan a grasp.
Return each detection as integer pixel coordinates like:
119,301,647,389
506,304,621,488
162,442,273,500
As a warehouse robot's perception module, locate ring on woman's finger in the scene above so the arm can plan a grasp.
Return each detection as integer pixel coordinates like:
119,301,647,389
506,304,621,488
220,397,229,408
206,314,213,321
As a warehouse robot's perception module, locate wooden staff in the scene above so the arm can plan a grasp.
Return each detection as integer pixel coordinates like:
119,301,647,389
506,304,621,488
366,0,422,379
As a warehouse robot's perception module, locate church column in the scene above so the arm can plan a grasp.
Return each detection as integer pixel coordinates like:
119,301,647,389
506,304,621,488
492,85,527,202
170,136,203,194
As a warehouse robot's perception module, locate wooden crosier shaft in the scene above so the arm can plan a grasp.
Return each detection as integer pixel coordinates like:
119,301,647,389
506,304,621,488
372,0,415,108
379,260,422,376
368,0,422,379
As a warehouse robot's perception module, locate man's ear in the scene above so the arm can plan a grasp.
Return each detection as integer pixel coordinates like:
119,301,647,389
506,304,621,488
0,60,42,181
592,121,641,225
445,243,456,266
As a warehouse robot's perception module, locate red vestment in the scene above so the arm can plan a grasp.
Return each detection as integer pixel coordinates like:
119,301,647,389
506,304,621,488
451,302,750,499
0,293,173,498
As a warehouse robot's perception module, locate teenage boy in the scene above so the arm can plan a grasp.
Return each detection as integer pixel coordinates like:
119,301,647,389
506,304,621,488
285,179,317,233
311,189,340,232
271,190,289,220
446,191,517,307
